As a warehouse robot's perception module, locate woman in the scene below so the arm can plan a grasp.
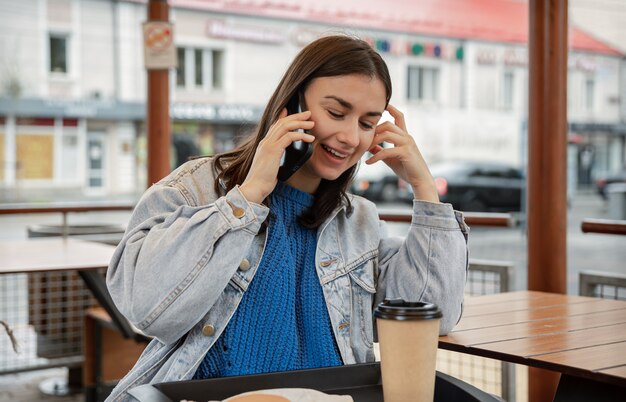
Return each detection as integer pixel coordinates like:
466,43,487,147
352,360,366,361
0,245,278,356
106,35,468,401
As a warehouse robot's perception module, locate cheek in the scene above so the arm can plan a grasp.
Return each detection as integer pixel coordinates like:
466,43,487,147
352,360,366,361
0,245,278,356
358,132,376,153
309,118,332,141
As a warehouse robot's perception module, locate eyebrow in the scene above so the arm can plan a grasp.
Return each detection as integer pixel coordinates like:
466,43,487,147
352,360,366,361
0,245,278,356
324,95,383,117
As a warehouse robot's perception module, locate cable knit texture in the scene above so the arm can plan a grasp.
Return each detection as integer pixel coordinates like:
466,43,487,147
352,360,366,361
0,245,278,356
193,182,343,379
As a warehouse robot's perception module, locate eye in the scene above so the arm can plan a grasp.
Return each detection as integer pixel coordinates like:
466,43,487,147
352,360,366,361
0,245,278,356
360,121,374,130
328,110,344,119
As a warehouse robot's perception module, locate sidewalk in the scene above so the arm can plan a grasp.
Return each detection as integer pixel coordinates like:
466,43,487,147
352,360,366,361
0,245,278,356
0,368,81,402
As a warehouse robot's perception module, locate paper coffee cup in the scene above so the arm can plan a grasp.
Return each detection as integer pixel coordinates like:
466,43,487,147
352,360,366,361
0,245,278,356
374,299,442,402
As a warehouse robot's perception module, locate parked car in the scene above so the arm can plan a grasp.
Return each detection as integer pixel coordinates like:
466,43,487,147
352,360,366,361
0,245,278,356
595,169,626,200
351,160,411,202
427,161,524,212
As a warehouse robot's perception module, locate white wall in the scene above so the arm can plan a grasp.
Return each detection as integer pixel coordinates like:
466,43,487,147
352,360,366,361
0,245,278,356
0,0,43,98
80,0,115,99
568,53,622,122
403,107,524,166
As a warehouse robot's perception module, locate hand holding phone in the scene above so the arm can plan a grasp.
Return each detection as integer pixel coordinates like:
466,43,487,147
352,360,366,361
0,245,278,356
277,94,314,182
239,96,314,204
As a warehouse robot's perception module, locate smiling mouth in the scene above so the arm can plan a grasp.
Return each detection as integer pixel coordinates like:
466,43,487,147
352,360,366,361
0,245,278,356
321,144,348,159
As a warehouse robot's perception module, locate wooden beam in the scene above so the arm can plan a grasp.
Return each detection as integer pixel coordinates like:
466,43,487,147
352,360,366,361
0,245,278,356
581,218,626,236
147,0,171,186
528,0,569,400
377,210,515,227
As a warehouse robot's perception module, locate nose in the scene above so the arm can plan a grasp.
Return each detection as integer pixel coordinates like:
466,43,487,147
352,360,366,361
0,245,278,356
336,119,360,148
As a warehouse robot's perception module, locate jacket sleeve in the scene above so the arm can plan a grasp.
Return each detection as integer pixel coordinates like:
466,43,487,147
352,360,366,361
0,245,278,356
106,183,269,344
374,200,469,335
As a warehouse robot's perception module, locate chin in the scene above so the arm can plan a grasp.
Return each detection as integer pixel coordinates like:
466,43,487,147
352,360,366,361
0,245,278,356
315,166,352,182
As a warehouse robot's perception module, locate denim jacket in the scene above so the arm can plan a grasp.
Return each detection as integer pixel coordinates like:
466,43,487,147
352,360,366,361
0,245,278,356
105,157,469,401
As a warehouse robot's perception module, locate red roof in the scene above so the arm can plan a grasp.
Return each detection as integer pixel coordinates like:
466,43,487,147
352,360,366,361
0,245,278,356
163,0,621,56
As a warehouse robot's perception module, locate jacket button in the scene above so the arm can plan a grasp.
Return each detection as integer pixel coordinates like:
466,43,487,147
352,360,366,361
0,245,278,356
202,324,215,337
232,207,245,218
320,258,337,267
239,259,251,271
226,200,246,218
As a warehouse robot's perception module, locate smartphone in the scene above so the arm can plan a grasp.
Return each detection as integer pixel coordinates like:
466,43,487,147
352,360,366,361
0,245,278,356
277,94,314,182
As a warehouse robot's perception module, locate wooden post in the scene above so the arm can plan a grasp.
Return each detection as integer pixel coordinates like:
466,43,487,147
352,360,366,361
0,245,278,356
146,0,171,186
528,0,568,400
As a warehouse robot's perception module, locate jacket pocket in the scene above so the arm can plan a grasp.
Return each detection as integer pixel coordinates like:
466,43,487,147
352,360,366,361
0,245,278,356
347,256,376,348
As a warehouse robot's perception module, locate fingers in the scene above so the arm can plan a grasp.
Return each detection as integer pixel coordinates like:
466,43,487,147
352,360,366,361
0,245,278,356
386,104,407,131
365,146,403,165
282,131,315,145
261,131,315,151
374,129,411,148
281,108,311,121
375,121,404,135
368,144,384,154
266,112,314,142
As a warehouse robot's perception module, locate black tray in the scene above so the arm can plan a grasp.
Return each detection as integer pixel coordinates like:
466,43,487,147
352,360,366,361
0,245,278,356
128,363,500,402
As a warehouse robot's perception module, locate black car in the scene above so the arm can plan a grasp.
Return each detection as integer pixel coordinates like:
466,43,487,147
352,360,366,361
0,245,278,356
351,161,412,202
427,161,524,212
595,169,626,200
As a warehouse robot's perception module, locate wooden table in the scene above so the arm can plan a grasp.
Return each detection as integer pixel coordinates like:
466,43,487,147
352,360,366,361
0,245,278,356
0,237,116,274
0,237,133,337
439,290,626,401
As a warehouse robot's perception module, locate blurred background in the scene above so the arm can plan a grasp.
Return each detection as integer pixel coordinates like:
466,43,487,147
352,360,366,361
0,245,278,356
1,1,625,401
0,0,624,205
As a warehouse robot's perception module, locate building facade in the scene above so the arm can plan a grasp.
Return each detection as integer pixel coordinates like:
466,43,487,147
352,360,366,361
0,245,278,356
0,0,623,200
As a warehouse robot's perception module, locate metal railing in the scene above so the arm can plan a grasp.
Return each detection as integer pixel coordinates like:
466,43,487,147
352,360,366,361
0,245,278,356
377,209,517,400
1,269,105,375
436,259,515,401
579,271,626,300
1,203,130,377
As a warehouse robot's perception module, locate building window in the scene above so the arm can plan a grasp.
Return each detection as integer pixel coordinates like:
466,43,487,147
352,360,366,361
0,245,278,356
176,47,186,87
212,50,224,90
502,71,514,110
176,47,224,90
407,66,439,102
49,34,68,74
585,77,595,111
194,49,203,86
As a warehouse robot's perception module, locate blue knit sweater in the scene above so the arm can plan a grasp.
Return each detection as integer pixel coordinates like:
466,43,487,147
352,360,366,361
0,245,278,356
193,182,343,379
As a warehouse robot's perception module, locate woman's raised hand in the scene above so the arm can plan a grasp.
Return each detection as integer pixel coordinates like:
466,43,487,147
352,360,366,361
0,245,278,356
366,104,439,203
239,109,315,204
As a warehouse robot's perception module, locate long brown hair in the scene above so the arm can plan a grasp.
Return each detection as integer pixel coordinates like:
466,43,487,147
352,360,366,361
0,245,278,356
214,35,392,228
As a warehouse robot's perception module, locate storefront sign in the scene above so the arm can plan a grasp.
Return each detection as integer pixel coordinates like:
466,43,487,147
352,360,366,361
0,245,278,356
206,20,285,44
171,103,262,122
476,49,497,65
569,56,597,72
503,49,527,66
291,28,326,47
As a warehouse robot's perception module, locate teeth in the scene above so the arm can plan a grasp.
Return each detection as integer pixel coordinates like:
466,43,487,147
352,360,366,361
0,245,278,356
322,144,347,158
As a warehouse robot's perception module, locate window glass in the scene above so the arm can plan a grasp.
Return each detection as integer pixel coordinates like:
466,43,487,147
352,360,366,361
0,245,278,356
212,50,224,90
194,49,203,86
49,35,67,73
407,66,439,102
502,71,514,110
585,77,594,111
176,47,185,87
